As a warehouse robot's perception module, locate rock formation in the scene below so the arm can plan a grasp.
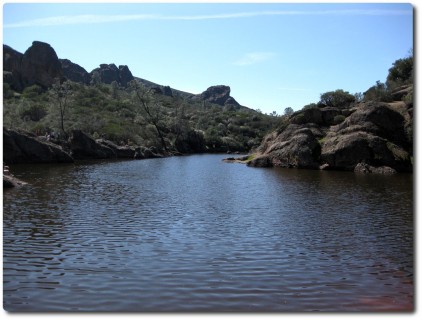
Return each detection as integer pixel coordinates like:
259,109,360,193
3,44,24,91
3,127,73,164
60,59,90,84
89,63,134,87
20,41,63,88
193,85,241,107
248,98,413,173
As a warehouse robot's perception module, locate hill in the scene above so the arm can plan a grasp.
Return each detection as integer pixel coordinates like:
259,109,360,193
3,41,280,154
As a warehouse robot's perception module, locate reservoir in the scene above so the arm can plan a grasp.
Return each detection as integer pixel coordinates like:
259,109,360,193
3,154,413,311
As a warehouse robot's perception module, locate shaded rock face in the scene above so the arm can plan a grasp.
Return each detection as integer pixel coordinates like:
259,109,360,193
69,131,139,160
3,127,73,164
250,101,413,173
69,130,115,160
3,45,24,91
174,130,206,154
194,85,240,107
60,59,90,84
320,131,411,172
3,41,63,90
20,41,63,88
90,64,134,87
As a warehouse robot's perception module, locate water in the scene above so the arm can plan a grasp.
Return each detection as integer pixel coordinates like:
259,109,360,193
3,154,413,311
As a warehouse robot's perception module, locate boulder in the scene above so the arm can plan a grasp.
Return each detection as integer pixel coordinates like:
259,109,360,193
334,102,410,150
3,127,73,164
354,162,397,174
249,124,321,169
20,41,63,88
320,131,411,172
69,130,115,159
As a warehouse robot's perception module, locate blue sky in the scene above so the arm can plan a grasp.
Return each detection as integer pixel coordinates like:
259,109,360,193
2,2,414,113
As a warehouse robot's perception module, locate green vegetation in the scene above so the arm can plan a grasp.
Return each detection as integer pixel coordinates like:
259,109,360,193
319,89,356,109
364,52,413,103
3,80,280,153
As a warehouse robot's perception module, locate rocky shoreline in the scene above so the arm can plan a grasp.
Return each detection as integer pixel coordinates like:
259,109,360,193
223,90,413,175
3,127,169,188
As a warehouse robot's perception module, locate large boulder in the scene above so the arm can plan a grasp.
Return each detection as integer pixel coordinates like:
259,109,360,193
320,131,412,172
3,127,73,164
69,130,116,159
334,102,411,150
20,41,63,88
248,124,321,169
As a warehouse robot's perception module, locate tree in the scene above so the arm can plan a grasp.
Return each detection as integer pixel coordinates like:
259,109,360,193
50,80,72,138
319,89,355,109
386,54,413,89
363,80,392,102
284,107,294,116
130,80,169,152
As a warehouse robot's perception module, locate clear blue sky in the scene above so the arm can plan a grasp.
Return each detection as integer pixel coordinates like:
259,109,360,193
2,2,414,113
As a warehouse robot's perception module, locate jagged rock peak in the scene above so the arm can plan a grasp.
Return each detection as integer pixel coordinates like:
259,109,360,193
90,63,134,87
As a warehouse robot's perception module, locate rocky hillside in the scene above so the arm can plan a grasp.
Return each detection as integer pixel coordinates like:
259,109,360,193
247,86,413,173
3,41,247,109
3,41,279,155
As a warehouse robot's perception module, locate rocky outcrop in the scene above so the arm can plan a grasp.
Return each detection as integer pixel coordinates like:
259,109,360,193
3,41,63,90
69,130,115,159
60,59,90,84
96,139,136,158
69,131,141,160
248,124,322,169
3,45,24,91
248,100,413,173
193,85,241,107
354,162,397,174
20,41,63,88
3,127,73,164
90,64,134,87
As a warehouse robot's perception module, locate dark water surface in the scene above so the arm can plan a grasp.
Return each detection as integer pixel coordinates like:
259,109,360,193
3,154,413,311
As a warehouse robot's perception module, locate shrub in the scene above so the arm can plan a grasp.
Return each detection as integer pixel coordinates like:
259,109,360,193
319,89,355,109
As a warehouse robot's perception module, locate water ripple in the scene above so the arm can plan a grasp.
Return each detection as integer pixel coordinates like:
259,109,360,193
3,155,413,311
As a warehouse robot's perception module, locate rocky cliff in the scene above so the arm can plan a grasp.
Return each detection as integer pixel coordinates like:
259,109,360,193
248,88,413,173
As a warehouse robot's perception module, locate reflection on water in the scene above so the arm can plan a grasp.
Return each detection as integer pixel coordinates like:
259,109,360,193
3,155,413,311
